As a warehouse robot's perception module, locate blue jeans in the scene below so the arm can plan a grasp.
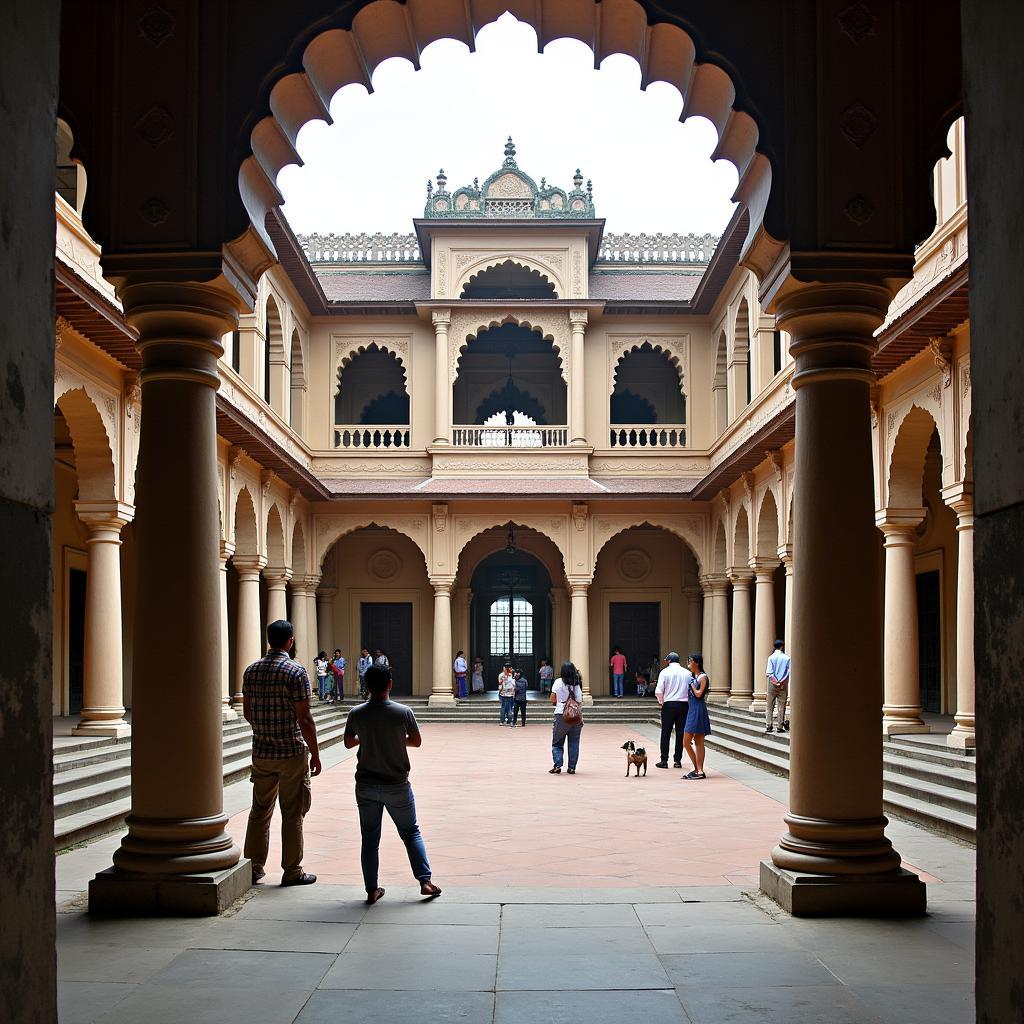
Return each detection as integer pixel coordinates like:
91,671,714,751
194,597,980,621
499,695,513,723
355,781,431,892
316,675,329,700
551,714,583,769
612,673,624,697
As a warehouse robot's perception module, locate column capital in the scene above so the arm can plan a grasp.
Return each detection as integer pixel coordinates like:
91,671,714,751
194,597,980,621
232,555,267,577
749,557,780,578
568,308,589,328
263,566,292,586
728,568,754,586
567,576,593,596
777,543,793,567
770,279,896,390
74,500,135,532
316,586,338,599
219,539,235,564
429,576,456,594
941,482,974,521
290,574,321,595
431,308,452,328
700,573,730,593
876,509,925,537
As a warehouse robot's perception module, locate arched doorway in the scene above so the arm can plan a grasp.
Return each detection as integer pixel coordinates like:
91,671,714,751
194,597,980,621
471,548,552,690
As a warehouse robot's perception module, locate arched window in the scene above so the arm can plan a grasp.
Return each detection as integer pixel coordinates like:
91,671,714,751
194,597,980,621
489,594,534,660
611,345,686,424
335,346,409,425
461,260,557,299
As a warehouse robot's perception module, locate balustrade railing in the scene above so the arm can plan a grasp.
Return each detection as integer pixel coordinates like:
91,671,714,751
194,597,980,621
452,425,569,448
333,425,411,449
609,424,687,448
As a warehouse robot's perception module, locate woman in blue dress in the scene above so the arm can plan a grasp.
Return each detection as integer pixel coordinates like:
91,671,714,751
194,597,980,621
682,653,711,780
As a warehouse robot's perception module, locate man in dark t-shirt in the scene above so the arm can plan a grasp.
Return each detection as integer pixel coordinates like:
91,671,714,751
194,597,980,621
343,665,442,904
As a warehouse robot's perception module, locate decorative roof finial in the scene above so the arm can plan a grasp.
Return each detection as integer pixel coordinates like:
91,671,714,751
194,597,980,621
503,136,517,167
540,176,547,190
586,179,593,198
436,168,447,191
473,176,479,191
426,179,433,196
573,168,583,189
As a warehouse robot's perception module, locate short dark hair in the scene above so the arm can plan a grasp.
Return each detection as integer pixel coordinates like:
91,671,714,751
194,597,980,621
267,619,294,649
774,640,785,649
365,663,392,695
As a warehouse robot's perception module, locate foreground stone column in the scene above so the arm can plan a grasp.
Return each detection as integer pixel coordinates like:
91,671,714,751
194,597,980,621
428,578,455,706
685,585,703,659
232,557,265,707
878,515,929,735
762,281,924,916
568,580,593,703
72,501,133,738
432,310,451,446
91,281,248,915
727,572,754,707
699,579,712,666
569,310,588,447
218,542,237,722
289,576,313,676
943,489,976,750
780,546,794,653
263,568,290,627
706,575,731,702
316,586,336,655
750,563,778,715
305,580,320,672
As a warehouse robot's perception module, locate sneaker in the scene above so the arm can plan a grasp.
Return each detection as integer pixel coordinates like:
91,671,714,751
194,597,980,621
765,727,774,734
655,761,669,769
673,762,683,769
548,766,561,774
682,770,699,780
281,872,317,887
567,768,576,774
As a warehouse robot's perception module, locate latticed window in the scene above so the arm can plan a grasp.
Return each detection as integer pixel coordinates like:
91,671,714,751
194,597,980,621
489,595,534,658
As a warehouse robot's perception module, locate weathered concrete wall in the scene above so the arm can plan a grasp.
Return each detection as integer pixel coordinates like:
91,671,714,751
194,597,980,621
0,3,60,1022
962,0,1024,1020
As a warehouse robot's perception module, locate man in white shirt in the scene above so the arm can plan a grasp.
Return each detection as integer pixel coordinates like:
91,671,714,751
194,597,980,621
654,652,692,768
765,640,792,734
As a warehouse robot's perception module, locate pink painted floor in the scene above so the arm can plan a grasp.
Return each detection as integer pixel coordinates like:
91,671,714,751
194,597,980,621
227,723,935,889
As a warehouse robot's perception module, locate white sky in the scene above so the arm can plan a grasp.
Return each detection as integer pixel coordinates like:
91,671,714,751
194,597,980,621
279,13,738,237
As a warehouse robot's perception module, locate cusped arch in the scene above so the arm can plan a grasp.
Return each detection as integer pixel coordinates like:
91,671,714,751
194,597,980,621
336,340,408,390
453,516,567,571
266,502,286,566
234,486,259,558
54,386,117,502
454,523,567,585
610,339,686,394
732,505,751,568
237,2,772,268
291,518,308,576
457,255,561,299
887,404,942,508
711,520,728,574
451,313,567,386
590,517,705,577
315,516,429,571
754,487,781,560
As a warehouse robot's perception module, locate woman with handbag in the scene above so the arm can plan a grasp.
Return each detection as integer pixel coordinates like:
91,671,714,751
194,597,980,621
549,661,584,774
682,653,711,780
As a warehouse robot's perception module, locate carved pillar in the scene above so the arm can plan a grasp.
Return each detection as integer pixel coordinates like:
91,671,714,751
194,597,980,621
453,587,472,666
700,578,712,666
727,571,754,707
685,585,703,660
219,541,237,721
763,281,923,915
779,545,794,654
92,280,246,910
233,557,266,707
568,579,593,703
263,567,291,628
705,575,731,702
569,309,588,446
432,310,451,446
289,576,313,677
943,489,975,749
316,586,337,657
551,586,569,665
305,578,320,675
72,501,133,738
878,514,930,735
429,578,455,705
750,562,778,714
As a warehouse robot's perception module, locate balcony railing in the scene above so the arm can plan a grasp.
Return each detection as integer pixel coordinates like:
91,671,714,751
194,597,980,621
609,424,687,448
333,425,411,449
452,425,569,448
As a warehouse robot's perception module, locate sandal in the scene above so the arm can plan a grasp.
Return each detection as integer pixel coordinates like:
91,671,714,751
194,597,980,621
695,771,707,780
682,770,699,780
420,880,442,899
366,887,386,905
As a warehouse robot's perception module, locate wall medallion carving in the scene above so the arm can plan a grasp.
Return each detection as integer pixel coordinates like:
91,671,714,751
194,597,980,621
837,2,877,45
844,195,874,226
138,3,175,46
839,102,878,148
367,548,402,584
619,548,652,582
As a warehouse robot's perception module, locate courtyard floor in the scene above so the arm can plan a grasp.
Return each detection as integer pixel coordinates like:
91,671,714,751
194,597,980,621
56,722,976,1023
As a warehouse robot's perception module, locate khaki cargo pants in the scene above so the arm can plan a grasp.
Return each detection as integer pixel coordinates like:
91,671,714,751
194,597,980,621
243,752,311,882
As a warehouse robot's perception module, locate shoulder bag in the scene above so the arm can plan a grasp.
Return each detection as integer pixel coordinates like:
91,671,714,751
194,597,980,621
562,684,583,726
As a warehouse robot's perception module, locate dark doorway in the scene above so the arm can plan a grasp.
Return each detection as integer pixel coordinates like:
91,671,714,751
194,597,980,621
68,567,86,715
361,602,413,695
609,602,660,692
471,548,552,689
916,570,942,714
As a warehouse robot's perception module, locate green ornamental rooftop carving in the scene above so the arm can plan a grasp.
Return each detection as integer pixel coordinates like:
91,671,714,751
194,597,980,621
423,137,596,219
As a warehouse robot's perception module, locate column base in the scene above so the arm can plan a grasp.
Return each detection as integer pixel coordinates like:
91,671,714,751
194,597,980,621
946,726,976,751
73,720,131,740
89,860,252,916
759,860,926,917
221,705,239,722
582,693,594,706
727,694,754,708
749,697,767,714
882,718,931,736
706,691,730,704
428,693,457,707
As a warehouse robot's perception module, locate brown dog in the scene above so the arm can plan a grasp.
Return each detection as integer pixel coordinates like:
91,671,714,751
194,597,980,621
621,740,647,777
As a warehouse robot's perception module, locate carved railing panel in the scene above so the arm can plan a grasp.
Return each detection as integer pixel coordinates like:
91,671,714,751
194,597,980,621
333,425,411,449
609,424,687,448
452,425,569,448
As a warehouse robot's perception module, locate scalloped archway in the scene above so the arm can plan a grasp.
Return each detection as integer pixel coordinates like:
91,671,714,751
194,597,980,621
315,515,430,571
449,312,568,387
590,515,706,576
887,404,942,509
54,386,117,503
457,256,561,299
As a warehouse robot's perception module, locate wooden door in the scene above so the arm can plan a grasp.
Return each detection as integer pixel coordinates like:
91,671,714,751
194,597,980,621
916,570,942,714
68,567,86,715
361,602,413,695
609,602,660,691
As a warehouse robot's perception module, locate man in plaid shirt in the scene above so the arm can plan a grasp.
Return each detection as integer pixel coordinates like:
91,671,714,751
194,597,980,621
242,618,321,886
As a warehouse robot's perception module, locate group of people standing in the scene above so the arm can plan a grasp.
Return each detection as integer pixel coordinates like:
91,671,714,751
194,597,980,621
313,647,390,703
